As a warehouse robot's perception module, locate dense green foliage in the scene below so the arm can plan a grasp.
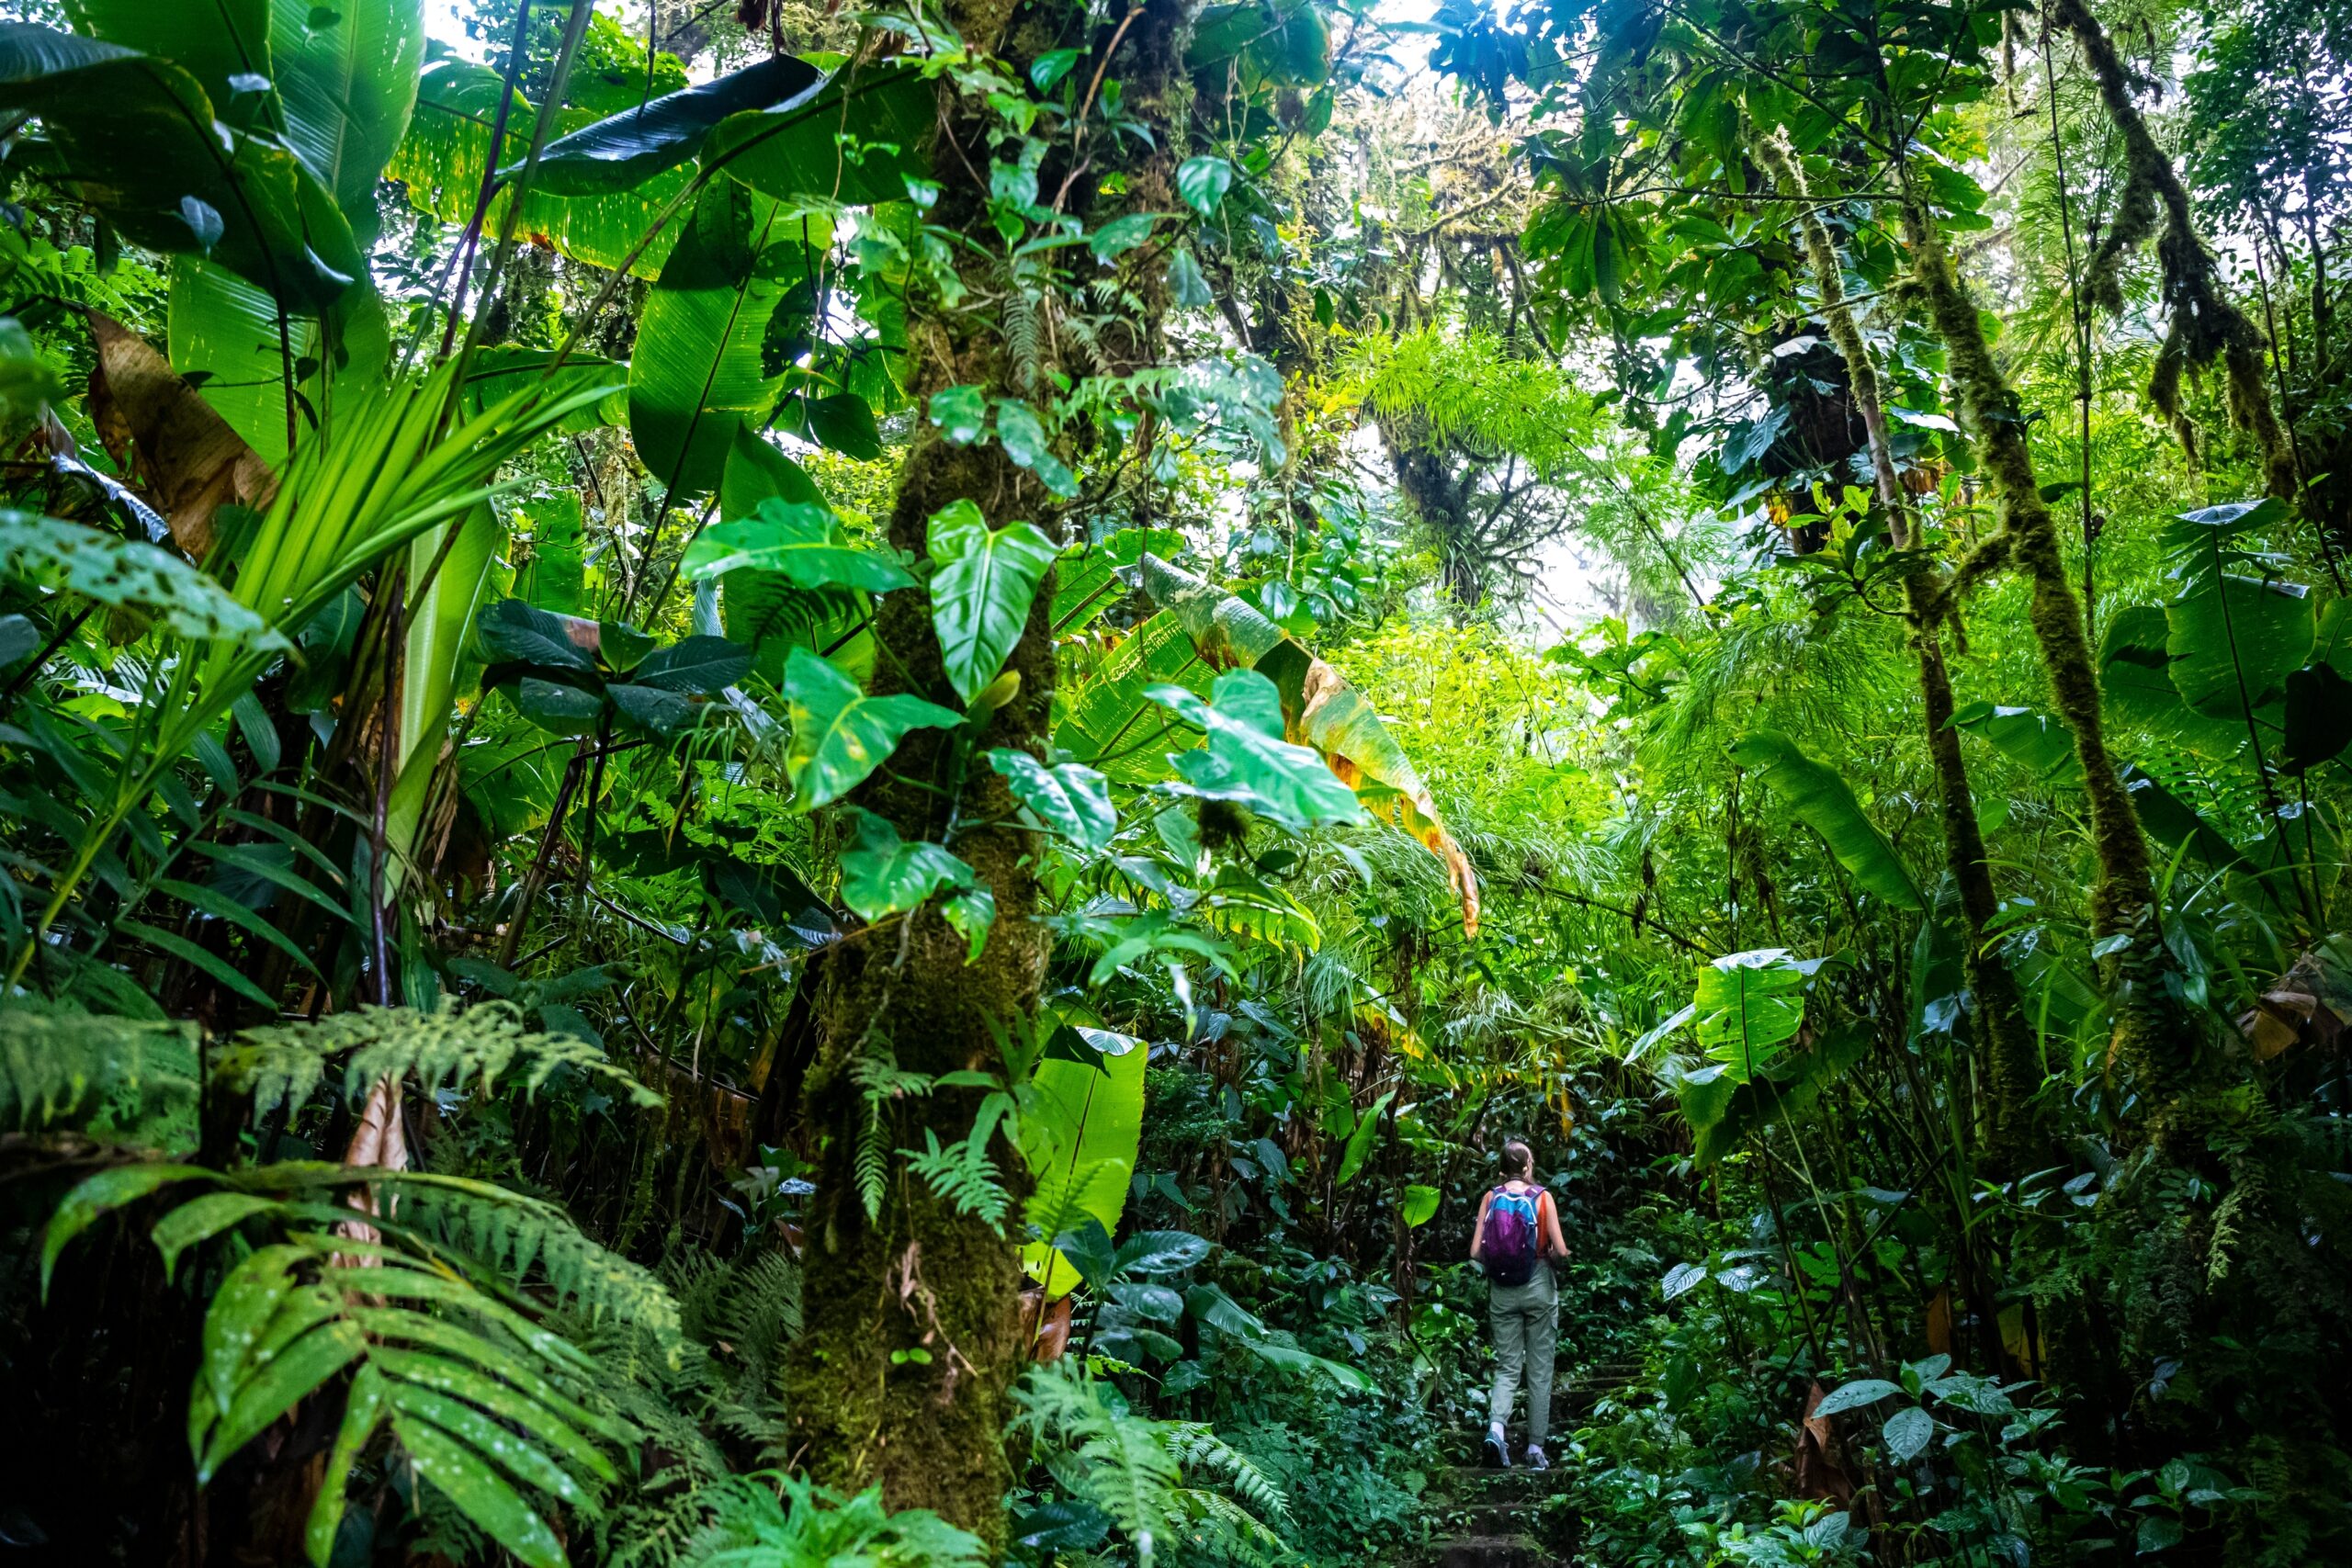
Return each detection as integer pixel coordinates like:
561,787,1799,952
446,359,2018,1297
0,0,2346,1562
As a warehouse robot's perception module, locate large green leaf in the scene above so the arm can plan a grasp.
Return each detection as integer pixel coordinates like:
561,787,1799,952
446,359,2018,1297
0,23,361,310
1053,527,1184,635
836,807,976,919
1148,669,1370,834
1683,1022,1870,1167
681,498,912,592
1019,1003,1149,1297
167,259,392,467
268,0,426,235
0,511,284,646
2098,604,2244,755
529,51,822,195
701,62,935,208
782,645,961,808
1948,702,2079,784
1693,947,1809,1077
927,500,1057,703
388,502,503,866
2164,572,2313,721
989,750,1115,852
629,180,817,500
60,0,269,113
1058,610,1207,782
388,54,689,278
1728,730,1923,910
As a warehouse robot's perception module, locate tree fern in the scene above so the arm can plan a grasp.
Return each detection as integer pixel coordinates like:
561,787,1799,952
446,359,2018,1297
0,1004,198,1139
682,1471,986,1565
216,997,659,1118
43,1159,655,1568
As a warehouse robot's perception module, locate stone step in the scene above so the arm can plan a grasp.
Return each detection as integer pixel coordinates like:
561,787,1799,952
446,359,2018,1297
1426,1534,1554,1568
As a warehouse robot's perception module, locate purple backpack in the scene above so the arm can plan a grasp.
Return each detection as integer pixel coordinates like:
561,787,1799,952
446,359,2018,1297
1482,1186,1541,1286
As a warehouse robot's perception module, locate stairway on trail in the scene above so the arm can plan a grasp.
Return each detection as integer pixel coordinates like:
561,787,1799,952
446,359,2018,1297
1409,1359,1644,1567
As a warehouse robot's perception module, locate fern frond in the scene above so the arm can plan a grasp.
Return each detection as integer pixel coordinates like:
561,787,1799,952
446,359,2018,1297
217,998,658,1117
902,1126,1012,1228
399,1178,683,1354
856,1108,890,1222
0,1005,198,1138
1167,1422,1294,1527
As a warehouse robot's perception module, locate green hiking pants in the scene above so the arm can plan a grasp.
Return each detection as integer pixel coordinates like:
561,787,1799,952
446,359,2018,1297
1487,1264,1558,1446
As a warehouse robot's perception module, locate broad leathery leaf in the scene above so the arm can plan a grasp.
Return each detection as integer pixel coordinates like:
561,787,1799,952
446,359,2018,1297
929,384,989,444
1729,730,1922,910
989,750,1115,851
1402,1184,1440,1227
1148,669,1370,834
629,179,815,500
2164,571,2313,719
41,1161,211,1295
168,258,392,466
682,498,913,592
512,676,604,737
1334,1089,1394,1186
0,511,285,648
269,0,428,231
942,884,996,964
1116,1230,1212,1275
59,0,268,113
1018,1021,1148,1296
381,1380,593,1506
390,502,503,862
1948,702,2079,784
527,52,822,195
1693,948,1808,1078
1686,1021,1868,1166
927,500,1058,703
2098,604,2244,755
837,807,976,920
1175,155,1234,217
2118,765,2245,874
0,24,361,309
1661,1261,1708,1300
1811,1377,1903,1417
389,56,685,276
1054,528,1183,634
701,62,934,208
391,1411,567,1568
783,646,962,808
305,1363,388,1568
152,1191,281,1281
629,634,751,694
198,1320,366,1481
476,597,596,672
722,423,823,513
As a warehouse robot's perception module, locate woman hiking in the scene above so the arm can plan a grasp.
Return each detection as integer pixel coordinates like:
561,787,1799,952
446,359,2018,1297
1469,1138,1569,1470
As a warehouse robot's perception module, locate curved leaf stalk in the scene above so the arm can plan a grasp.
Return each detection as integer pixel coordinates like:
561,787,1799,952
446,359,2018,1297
1752,125,2046,1169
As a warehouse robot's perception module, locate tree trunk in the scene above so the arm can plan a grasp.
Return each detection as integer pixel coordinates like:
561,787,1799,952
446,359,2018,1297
779,0,1183,1543
1752,128,2046,1168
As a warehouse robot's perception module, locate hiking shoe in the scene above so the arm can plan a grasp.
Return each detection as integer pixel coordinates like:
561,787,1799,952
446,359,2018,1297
1523,1444,1550,1472
1484,1430,1512,1469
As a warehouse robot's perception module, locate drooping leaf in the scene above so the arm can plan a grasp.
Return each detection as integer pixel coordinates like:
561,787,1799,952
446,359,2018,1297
683,498,913,592
782,645,961,808
85,308,277,555
1148,669,1371,834
1729,731,1922,910
0,511,284,647
0,23,361,309
701,62,935,208
927,500,1057,703
527,52,823,195
836,807,976,919
2164,570,2313,720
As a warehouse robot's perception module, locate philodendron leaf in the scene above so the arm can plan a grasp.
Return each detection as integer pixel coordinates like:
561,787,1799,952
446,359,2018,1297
989,750,1116,851
927,500,1058,703
782,646,961,808
1402,1184,1440,1227
837,807,976,919
1693,948,1808,1078
682,498,913,592
1175,154,1234,218
1147,668,1370,834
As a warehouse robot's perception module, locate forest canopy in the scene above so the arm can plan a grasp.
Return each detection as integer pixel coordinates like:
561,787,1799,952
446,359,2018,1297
0,0,2346,1562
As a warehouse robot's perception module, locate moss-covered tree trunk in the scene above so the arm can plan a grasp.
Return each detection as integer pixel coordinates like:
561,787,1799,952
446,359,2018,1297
780,0,1182,1544
1751,129,2045,1168
1893,195,2198,1104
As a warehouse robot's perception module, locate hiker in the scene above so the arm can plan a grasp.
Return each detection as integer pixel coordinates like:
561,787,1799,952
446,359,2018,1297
1470,1137,1568,1470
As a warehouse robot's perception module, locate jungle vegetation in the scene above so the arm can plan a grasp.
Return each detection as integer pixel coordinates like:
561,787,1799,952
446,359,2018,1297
0,0,2345,1562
